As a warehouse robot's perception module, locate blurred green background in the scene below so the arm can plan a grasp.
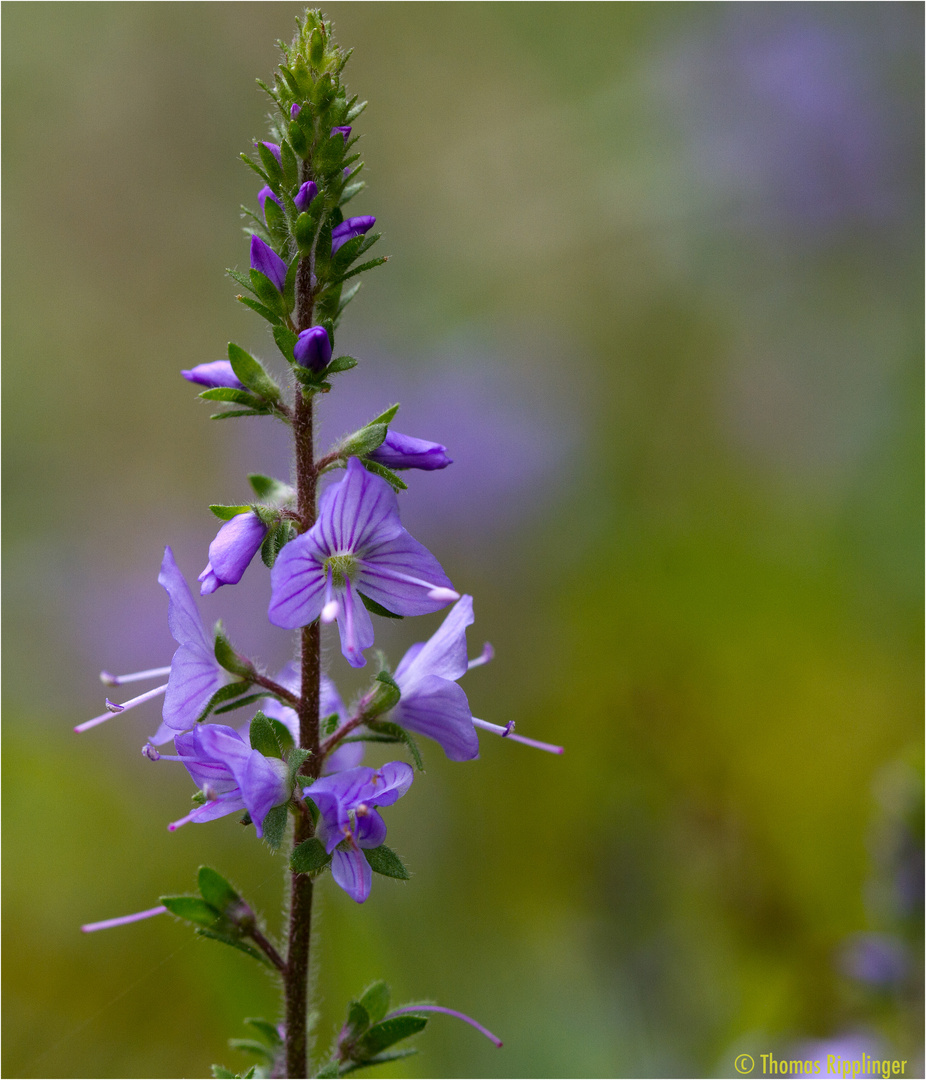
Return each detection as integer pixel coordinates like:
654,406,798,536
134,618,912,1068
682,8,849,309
3,3,922,1077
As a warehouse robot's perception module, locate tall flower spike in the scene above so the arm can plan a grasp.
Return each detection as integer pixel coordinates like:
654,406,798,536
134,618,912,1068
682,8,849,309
268,457,458,667
304,762,414,903
144,724,289,838
198,511,267,596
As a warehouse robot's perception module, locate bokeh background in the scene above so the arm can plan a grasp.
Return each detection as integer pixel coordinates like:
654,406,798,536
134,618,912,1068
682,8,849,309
3,3,922,1078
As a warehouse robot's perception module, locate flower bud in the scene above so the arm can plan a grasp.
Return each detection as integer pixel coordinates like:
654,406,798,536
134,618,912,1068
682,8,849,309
331,125,351,142
198,511,268,595
256,140,282,164
367,431,452,471
294,180,318,212
258,185,282,217
181,361,245,390
250,235,288,292
291,103,302,118
331,215,375,254
293,326,332,372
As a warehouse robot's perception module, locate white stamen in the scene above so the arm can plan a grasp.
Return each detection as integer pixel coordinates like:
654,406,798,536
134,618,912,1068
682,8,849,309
382,569,460,602
100,666,171,687
75,682,169,734
321,598,340,623
467,642,494,669
428,587,460,603
472,717,564,755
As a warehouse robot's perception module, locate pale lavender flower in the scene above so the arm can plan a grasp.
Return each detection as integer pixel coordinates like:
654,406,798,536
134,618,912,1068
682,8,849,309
390,596,563,760
303,762,413,902
143,723,289,839
181,361,245,390
293,326,331,372
198,512,268,596
331,216,375,254
295,180,318,212
258,662,364,774
368,431,452,471
268,457,458,667
250,235,288,292
75,547,228,744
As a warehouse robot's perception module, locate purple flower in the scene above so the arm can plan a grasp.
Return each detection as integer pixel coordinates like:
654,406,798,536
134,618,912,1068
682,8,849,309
368,431,452,471
388,596,564,759
250,235,288,292
256,140,282,165
198,512,268,596
331,216,375,254
295,180,318,212
258,662,364,774
143,724,289,839
331,126,351,142
181,361,245,390
291,103,302,118
303,762,413,902
258,185,282,217
293,326,332,372
268,458,458,667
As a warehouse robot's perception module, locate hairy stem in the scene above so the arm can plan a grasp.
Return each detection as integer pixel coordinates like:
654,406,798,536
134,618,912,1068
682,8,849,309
284,156,322,1080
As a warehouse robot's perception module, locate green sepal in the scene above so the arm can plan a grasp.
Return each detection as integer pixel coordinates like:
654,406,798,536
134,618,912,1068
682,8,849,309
366,403,400,426
342,1000,371,1043
294,211,316,251
358,981,390,1024
340,179,366,205
339,422,387,458
211,408,277,421
249,269,288,317
228,342,282,402
313,73,336,114
287,746,312,789
196,926,274,968
366,719,424,771
321,711,340,737
308,26,325,67
321,355,358,377
290,837,332,875
244,1018,283,1047
197,866,241,915
199,387,264,407
236,294,283,326
353,1015,427,1060
329,232,374,274
212,693,267,716
314,1062,339,1079
228,1038,276,1064
359,593,403,621
195,681,253,724
160,895,228,929
210,504,251,520
362,670,401,718
280,140,299,187
249,711,285,759
240,152,271,186
340,1049,418,1076
261,804,289,852
256,141,283,183
272,325,299,363
227,267,256,294
360,459,407,491
214,623,255,679
288,119,308,156
283,257,299,316
363,845,411,880
211,1066,238,1079
330,255,388,289
261,520,296,569
249,473,292,501
276,64,301,99
263,196,288,241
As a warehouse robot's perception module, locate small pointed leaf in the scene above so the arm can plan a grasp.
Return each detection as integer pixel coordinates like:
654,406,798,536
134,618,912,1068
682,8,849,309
262,804,289,852
197,867,241,915
363,845,410,880
290,837,332,875
359,981,390,1024
249,711,285,759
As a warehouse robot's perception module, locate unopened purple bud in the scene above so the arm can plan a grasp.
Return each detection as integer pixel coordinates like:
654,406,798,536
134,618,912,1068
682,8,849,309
258,186,282,217
293,326,332,373
250,235,288,292
181,361,245,391
368,431,452,471
331,215,375,254
331,125,351,142
294,180,318,213
291,103,302,118
256,140,282,164
198,511,268,595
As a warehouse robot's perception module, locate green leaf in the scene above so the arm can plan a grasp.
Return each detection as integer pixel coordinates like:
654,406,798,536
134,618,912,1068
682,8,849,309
314,1062,339,1079
195,927,274,968
345,98,368,122
283,256,299,316
236,294,283,326
262,804,289,852
358,981,390,1024
353,1015,427,1059
261,520,296,569
212,693,267,716
197,866,241,915
263,195,287,241
362,669,401,718
242,1069,257,1080
360,459,407,491
272,325,299,364
227,267,256,294
249,711,284,759
195,681,253,724
286,746,312,789
339,422,387,458
290,837,332,874
240,152,271,186
321,711,340,737
280,140,298,187
366,403,400,427
210,407,276,421
340,179,366,205
199,387,264,406
268,718,295,756
342,1000,371,1043
363,845,410,881
248,473,291,501
211,1066,238,1078
340,1048,418,1076
330,256,388,289
228,1038,276,1064
160,895,226,929
244,1018,283,1048
249,269,287,316
214,624,255,679
359,593,404,620
210,503,251,520
228,342,281,403
366,720,424,771
322,355,358,376
256,141,283,182
335,282,362,321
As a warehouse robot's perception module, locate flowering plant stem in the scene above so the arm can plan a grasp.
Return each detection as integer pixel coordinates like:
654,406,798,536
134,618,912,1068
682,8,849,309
286,178,322,1079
